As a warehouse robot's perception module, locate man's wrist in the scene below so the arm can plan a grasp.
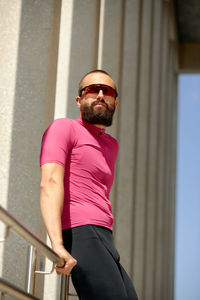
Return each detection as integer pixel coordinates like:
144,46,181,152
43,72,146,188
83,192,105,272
51,240,64,250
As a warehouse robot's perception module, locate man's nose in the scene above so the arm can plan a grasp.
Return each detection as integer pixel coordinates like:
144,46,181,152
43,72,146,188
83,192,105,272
97,89,104,99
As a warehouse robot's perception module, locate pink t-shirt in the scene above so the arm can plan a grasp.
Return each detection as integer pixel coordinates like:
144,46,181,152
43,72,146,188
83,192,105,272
40,118,118,231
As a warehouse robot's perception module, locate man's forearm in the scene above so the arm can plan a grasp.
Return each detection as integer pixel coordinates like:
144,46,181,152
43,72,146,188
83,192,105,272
39,164,77,275
40,181,64,249
40,180,77,275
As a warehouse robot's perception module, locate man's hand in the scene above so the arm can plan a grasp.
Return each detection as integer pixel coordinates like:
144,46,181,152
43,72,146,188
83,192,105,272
53,245,77,275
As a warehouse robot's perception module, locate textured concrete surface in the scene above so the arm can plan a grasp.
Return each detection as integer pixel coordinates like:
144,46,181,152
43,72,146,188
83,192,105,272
0,0,53,298
0,0,22,278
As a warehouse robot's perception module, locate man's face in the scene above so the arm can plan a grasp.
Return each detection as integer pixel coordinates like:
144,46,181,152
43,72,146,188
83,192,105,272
76,73,118,127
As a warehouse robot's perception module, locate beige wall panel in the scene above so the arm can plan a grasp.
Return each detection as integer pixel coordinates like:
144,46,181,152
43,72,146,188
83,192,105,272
0,0,22,276
114,0,141,275
164,49,175,300
44,0,61,129
143,0,162,299
54,0,74,120
169,71,178,300
1,1,54,298
166,52,178,300
96,0,125,217
55,0,100,120
154,8,169,300
167,50,178,300
42,1,63,298
131,0,153,297
162,43,172,300
97,0,124,140
97,0,123,81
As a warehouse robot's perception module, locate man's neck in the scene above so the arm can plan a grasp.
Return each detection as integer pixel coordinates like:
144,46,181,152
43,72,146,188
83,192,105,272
93,124,106,130
79,114,106,130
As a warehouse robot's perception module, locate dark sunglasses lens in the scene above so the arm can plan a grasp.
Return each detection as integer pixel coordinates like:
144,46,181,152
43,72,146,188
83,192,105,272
102,86,115,97
85,86,99,94
84,85,116,97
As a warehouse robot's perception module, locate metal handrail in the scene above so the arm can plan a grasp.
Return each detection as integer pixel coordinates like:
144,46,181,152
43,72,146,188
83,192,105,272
0,278,40,300
0,205,78,299
0,205,63,267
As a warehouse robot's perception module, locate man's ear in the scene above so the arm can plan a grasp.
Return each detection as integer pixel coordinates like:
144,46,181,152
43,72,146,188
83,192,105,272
115,99,118,108
76,96,81,108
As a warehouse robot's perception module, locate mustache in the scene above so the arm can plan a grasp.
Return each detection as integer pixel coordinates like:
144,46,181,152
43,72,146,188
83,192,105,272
91,100,109,110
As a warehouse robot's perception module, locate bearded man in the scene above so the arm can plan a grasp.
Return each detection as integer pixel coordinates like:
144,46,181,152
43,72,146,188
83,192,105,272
40,70,138,300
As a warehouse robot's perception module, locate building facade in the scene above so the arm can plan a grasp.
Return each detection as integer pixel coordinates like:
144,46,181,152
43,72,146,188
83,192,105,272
1,0,199,299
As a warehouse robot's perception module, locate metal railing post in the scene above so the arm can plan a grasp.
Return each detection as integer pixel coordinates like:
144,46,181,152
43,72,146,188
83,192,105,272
60,275,77,299
26,245,37,295
1,292,5,300
60,274,67,300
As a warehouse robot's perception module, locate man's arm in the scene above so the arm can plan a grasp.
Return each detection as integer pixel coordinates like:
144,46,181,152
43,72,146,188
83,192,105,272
40,163,77,275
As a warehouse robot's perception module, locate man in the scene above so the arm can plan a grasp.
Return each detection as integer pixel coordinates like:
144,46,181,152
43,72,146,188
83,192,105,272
40,70,138,300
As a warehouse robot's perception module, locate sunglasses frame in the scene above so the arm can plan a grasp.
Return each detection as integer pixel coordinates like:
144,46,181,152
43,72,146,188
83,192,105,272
79,84,118,99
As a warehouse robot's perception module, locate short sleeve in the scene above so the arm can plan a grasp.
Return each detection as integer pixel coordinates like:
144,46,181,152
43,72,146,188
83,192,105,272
40,118,74,167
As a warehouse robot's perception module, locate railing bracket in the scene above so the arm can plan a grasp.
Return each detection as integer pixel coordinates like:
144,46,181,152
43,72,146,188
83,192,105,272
35,262,55,275
1,291,6,300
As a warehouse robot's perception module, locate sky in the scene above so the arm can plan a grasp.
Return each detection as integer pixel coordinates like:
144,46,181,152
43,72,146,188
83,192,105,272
175,75,200,300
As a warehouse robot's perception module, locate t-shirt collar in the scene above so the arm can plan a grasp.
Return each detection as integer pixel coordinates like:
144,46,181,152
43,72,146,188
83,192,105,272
77,118,106,136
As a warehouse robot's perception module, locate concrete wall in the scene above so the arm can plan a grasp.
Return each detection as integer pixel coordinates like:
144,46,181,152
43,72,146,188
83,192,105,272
0,0,178,299
0,0,56,299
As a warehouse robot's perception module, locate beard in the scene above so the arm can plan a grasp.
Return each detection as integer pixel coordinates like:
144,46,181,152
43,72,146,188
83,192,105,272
80,100,115,127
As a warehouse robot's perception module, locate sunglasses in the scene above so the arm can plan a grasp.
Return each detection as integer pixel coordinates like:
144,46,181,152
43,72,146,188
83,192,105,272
79,84,118,99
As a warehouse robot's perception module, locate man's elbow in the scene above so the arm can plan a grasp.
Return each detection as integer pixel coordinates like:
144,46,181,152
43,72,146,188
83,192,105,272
40,177,59,190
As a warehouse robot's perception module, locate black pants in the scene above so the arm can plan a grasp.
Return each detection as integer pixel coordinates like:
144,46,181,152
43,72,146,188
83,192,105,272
62,225,138,300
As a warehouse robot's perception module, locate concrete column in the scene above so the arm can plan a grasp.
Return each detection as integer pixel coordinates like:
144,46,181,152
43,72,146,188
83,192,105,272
143,0,162,299
53,0,74,120
44,0,61,128
163,46,176,300
55,0,100,120
131,0,153,297
41,1,62,298
164,46,178,300
97,0,125,140
167,46,178,300
96,0,125,213
97,0,124,85
169,68,178,300
154,6,169,300
0,0,56,298
114,0,141,274
0,0,22,275
162,41,172,300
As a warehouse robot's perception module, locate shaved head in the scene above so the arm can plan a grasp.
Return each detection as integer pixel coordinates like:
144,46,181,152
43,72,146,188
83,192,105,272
78,70,117,95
